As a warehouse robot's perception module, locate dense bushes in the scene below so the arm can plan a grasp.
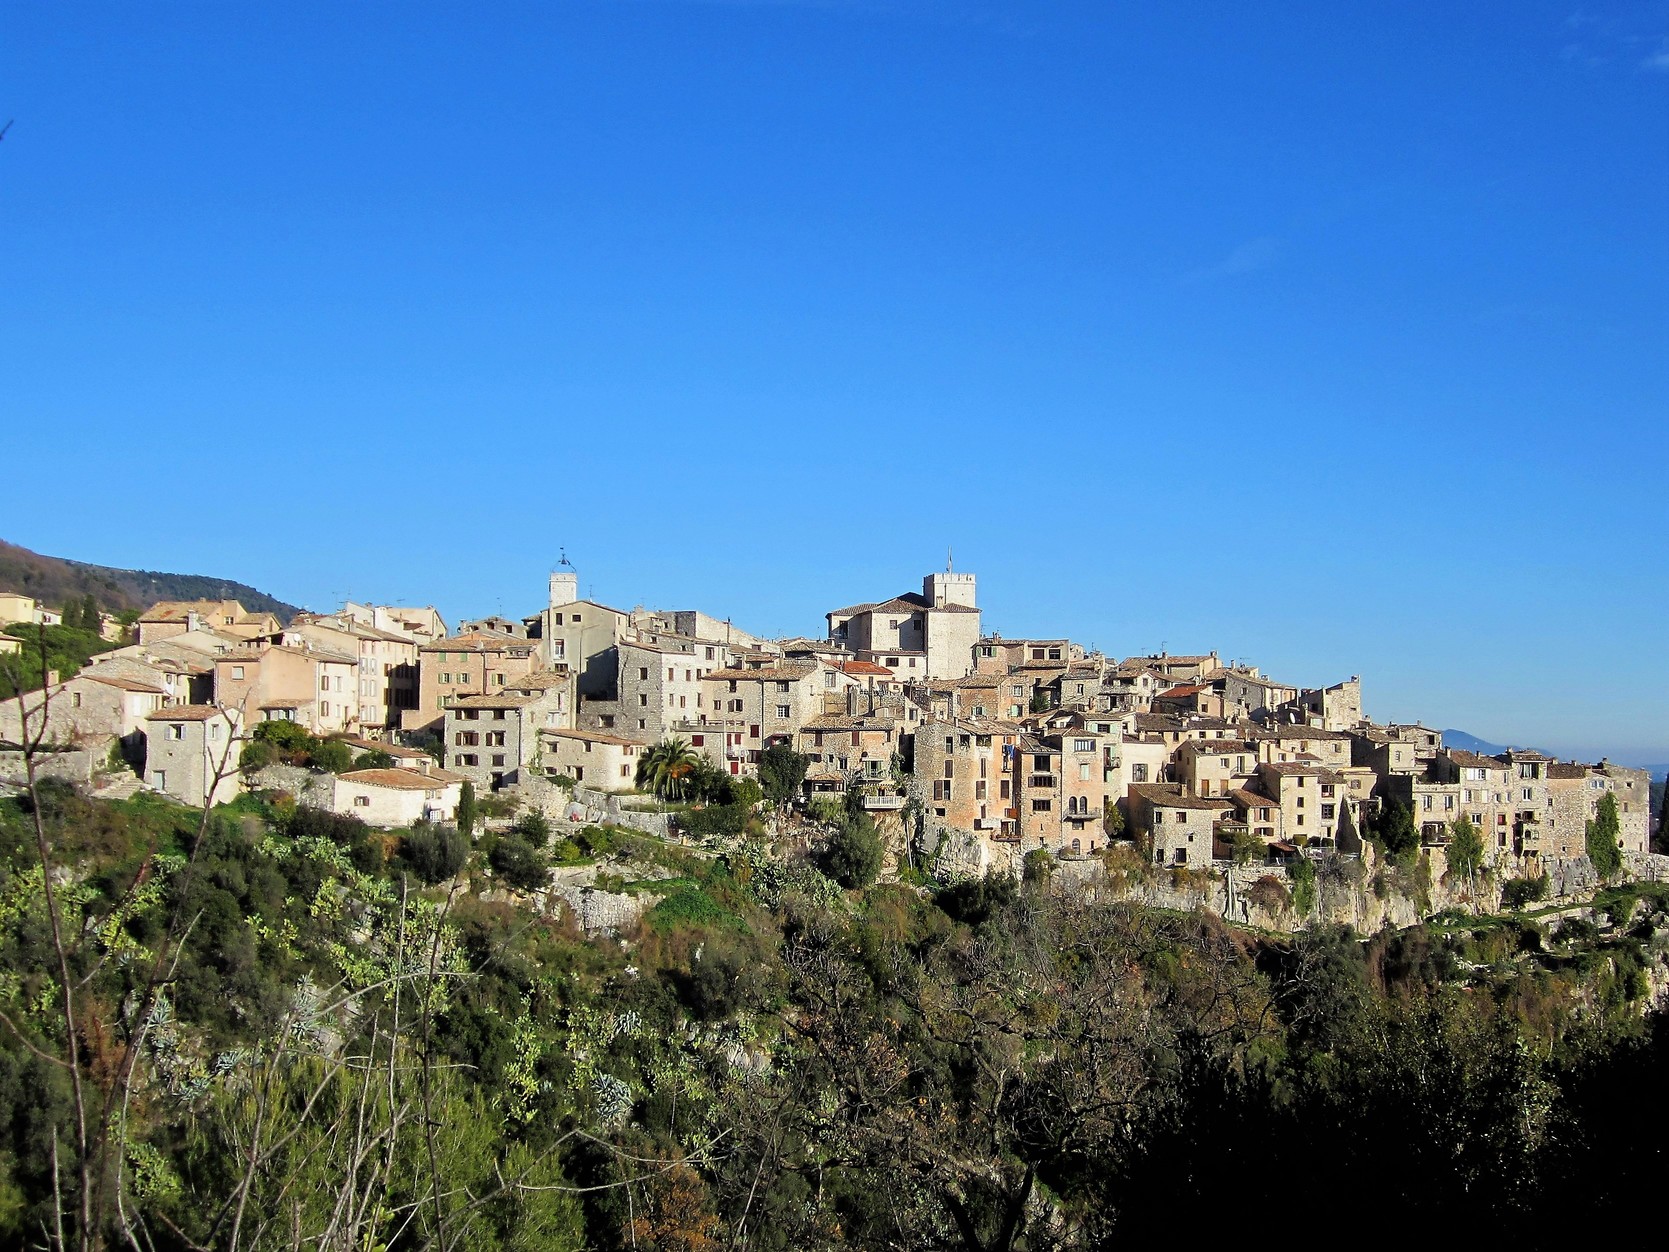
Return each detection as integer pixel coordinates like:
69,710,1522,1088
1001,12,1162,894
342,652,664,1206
405,824,469,884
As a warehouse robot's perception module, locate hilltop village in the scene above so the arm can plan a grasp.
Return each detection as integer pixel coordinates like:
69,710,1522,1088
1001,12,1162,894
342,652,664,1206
1,566,1652,903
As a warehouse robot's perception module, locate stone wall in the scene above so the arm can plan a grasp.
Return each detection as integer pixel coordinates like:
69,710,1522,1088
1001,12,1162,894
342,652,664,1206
0,748,97,788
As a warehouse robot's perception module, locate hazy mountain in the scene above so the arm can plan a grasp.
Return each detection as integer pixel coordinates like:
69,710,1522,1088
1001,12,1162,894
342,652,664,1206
0,539,300,621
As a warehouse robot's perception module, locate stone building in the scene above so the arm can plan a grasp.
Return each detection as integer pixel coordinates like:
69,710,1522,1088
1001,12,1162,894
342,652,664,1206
331,767,463,826
286,614,420,734
826,567,982,681
144,705,243,808
214,643,360,735
0,671,166,754
407,630,540,734
915,715,1022,838
136,600,282,646
442,682,567,792
1127,783,1231,868
540,727,648,790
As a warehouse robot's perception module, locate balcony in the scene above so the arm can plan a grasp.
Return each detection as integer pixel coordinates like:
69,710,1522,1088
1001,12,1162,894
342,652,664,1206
861,794,906,811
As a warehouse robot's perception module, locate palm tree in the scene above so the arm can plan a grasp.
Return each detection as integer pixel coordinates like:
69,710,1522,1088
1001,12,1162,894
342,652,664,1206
636,737,702,801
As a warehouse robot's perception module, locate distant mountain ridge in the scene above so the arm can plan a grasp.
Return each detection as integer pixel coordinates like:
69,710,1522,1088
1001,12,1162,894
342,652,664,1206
0,539,300,621
1444,728,1666,783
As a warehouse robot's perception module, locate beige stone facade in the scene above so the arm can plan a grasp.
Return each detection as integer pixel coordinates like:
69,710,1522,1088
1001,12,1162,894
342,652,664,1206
540,728,648,790
408,630,540,734
332,767,462,827
144,705,243,808
214,644,359,735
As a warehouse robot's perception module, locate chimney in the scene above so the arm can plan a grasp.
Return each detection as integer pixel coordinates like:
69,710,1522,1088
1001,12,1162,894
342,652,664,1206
46,670,59,687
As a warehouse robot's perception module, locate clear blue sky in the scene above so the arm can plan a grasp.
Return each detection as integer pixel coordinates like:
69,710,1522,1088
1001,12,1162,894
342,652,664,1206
2,2,1665,763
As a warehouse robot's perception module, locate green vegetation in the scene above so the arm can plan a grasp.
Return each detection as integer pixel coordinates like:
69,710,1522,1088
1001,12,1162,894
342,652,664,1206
457,778,478,838
237,720,359,775
634,737,702,800
1503,872,1552,910
1447,814,1485,883
1586,792,1623,879
0,753,1667,1250
0,622,121,699
1290,854,1317,914
757,741,809,806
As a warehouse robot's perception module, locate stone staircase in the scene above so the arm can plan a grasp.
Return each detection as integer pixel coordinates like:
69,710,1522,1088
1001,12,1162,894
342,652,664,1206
92,772,145,801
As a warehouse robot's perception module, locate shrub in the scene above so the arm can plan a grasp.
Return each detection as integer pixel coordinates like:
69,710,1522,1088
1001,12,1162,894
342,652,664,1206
679,804,747,841
1501,874,1550,911
1290,856,1317,914
353,749,396,771
488,835,549,892
251,720,312,753
406,825,470,884
307,738,354,774
513,809,552,848
821,814,882,889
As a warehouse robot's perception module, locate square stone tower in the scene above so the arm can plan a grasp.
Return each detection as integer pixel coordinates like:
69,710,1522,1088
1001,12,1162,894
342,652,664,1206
924,570,977,609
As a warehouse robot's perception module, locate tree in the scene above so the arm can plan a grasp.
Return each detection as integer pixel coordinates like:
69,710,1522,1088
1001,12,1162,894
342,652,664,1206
637,738,703,801
1447,816,1485,885
757,743,808,807
489,835,549,892
80,594,99,635
1585,792,1623,880
406,824,470,884
1376,801,1420,860
458,780,479,839
513,809,551,848
821,811,883,889
307,738,354,774
59,598,82,631
1102,799,1125,840
353,748,396,771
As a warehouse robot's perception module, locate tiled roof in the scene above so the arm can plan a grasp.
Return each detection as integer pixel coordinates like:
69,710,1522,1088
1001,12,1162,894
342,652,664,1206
339,768,458,791
1445,749,1505,771
339,735,430,759
1228,787,1278,810
1130,783,1232,811
702,662,818,682
1547,763,1588,780
1158,684,1209,698
542,728,648,747
83,673,165,694
145,705,227,721
447,693,542,709
420,631,528,653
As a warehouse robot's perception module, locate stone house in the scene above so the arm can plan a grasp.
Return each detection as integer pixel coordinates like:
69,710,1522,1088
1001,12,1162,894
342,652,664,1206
341,603,449,644
214,644,359,735
0,592,39,626
1255,726,1354,769
1277,676,1363,731
144,705,243,807
1153,684,1227,719
136,600,282,646
915,715,1022,838
539,728,648,790
1256,761,1353,846
0,671,166,754
698,658,862,771
331,767,463,827
1127,783,1231,868
286,614,420,733
582,638,731,739
826,569,982,681
1176,739,1258,798
407,630,540,734
443,688,562,792
534,571,632,698
84,650,213,707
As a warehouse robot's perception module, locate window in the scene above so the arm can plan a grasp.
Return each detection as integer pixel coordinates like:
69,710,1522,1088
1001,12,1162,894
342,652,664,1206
440,672,451,683
1000,780,1011,799
1074,738,1094,753
165,723,184,740
1521,787,1533,800
776,704,791,719
1079,763,1092,781
692,734,704,747
354,795,370,807
1132,763,1149,783
1322,804,1336,820
321,676,330,691
776,681,790,693
1032,799,1052,812
232,666,245,680
492,754,506,766
208,722,220,739
639,695,648,707
320,702,330,717
887,657,900,667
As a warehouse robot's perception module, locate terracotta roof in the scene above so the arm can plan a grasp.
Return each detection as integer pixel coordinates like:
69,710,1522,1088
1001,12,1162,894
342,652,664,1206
420,631,529,653
1179,738,1254,757
145,705,228,721
828,659,895,677
804,769,845,783
339,768,458,791
1228,787,1278,811
1260,761,1323,777
1446,749,1506,771
1547,763,1588,780
339,735,430,760
702,661,818,682
83,673,165,694
1130,783,1232,811
447,693,542,709
506,669,572,690
542,727,647,747
1158,684,1210,699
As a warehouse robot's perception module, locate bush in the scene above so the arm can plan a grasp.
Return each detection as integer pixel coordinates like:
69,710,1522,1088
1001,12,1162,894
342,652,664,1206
679,804,747,841
1291,856,1317,914
1023,848,1055,886
821,814,882,889
353,749,396,771
513,810,551,848
1502,874,1551,911
307,738,354,774
488,835,549,892
239,739,278,775
251,720,313,752
406,825,469,884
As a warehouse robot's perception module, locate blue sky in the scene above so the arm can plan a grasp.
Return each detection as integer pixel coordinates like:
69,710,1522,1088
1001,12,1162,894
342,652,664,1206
2,1,1665,762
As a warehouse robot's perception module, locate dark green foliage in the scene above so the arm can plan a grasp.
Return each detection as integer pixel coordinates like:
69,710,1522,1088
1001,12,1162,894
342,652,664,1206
352,749,396,771
405,824,469,884
1502,874,1551,910
457,780,478,839
1447,815,1485,881
307,738,354,774
1290,855,1317,914
677,804,748,840
936,869,1020,927
488,834,548,891
757,743,808,807
821,812,882,888
0,622,120,699
513,809,551,848
1375,800,1420,860
252,719,313,752
1586,792,1623,879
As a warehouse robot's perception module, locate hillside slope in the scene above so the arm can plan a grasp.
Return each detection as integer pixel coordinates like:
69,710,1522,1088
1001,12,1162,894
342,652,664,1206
0,539,301,620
